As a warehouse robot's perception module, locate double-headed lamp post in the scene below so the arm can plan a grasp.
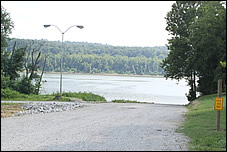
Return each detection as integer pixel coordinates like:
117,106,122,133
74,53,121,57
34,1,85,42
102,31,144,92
44,24,84,98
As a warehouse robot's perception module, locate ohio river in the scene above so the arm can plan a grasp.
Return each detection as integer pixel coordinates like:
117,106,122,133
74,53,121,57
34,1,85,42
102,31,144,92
40,73,190,105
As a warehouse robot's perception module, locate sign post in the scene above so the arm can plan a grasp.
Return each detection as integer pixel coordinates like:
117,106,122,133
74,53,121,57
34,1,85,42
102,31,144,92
215,79,223,131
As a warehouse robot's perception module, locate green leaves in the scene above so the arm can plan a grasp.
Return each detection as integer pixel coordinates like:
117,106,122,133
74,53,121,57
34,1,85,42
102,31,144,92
162,1,226,99
1,6,14,40
7,38,169,76
220,61,226,68
190,1,226,94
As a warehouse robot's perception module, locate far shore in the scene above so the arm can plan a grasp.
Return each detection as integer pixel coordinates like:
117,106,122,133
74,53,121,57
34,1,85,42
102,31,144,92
20,71,164,78
41,72,165,78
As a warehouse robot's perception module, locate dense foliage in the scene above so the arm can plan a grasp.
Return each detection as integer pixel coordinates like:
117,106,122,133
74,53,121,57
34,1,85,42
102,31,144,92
1,6,46,95
1,6,14,52
7,38,169,75
161,1,226,101
1,6,26,92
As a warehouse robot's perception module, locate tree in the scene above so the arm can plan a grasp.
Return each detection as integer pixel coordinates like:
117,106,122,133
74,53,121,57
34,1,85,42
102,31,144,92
23,40,46,94
35,54,47,94
189,1,226,95
4,41,26,80
1,6,14,75
161,1,201,101
1,6,48,95
161,1,226,100
1,6,14,50
1,6,26,90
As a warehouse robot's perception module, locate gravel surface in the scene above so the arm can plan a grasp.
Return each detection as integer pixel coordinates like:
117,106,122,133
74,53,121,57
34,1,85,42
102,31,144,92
15,102,82,116
1,102,190,151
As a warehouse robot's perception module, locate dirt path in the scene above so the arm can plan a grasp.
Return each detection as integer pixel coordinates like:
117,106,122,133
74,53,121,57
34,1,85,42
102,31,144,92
1,102,190,151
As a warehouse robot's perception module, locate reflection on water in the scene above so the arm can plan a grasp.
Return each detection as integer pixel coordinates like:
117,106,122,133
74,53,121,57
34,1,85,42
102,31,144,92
40,73,190,105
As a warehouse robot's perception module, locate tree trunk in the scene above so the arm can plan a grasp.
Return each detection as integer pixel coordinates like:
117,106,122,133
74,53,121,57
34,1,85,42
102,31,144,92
193,70,197,99
36,54,47,94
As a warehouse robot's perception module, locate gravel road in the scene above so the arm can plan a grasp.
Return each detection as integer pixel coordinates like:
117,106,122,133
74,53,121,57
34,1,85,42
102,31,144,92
1,102,190,151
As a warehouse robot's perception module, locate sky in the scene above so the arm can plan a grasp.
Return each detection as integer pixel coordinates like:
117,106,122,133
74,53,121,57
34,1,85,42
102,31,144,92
2,1,175,47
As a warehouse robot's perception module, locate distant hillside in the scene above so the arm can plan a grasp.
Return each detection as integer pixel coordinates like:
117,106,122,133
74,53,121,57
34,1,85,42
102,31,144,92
7,38,169,75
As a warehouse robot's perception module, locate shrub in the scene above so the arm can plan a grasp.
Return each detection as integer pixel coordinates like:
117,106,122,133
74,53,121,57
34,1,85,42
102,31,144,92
1,75,19,90
16,77,35,94
62,91,107,102
1,88,26,99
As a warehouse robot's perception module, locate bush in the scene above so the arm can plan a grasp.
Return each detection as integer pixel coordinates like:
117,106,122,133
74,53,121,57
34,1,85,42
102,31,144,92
16,76,35,94
1,88,26,99
1,75,10,89
1,75,19,90
61,91,107,102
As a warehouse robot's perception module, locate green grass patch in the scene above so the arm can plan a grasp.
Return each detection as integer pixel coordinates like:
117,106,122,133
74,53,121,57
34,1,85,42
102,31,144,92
1,88,27,99
1,88,107,102
61,91,107,102
181,93,226,151
1,88,57,101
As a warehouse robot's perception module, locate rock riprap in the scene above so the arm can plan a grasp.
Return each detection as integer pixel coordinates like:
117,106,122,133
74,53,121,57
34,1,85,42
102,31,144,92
13,102,82,116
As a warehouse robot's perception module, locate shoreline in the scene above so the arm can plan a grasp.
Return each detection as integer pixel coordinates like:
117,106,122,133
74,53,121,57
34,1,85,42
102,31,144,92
42,72,164,78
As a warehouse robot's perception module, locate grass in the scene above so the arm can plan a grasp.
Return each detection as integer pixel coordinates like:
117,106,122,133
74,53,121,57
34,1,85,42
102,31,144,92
1,88,55,101
62,91,107,102
1,88,107,102
1,93,63,101
1,89,107,117
180,93,226,151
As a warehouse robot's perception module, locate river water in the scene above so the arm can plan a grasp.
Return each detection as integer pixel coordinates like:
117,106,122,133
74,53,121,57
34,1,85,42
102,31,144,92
39,73,190,105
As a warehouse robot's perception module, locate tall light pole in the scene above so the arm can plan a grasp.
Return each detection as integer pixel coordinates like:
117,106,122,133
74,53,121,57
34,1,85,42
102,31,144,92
44,24,84,98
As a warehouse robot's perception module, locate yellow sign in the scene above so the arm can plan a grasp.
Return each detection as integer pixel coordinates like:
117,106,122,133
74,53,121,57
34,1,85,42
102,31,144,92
214,97,224,111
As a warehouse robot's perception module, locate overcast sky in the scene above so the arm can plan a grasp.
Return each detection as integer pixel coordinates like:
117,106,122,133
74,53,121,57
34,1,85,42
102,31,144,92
2,1,175,47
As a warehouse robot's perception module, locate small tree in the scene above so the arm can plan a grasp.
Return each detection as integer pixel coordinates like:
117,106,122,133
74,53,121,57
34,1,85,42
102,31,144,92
1,5,17,89
23,40,47,94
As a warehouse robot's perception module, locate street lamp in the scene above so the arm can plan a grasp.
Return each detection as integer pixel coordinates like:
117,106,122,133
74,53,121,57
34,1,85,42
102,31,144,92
44,24,84,98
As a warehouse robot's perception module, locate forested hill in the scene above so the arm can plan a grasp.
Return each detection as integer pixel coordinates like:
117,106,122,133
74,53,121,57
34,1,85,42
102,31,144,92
7,38,169,75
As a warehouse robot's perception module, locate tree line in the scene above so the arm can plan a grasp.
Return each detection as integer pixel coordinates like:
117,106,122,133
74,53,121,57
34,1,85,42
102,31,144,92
7,38,169,75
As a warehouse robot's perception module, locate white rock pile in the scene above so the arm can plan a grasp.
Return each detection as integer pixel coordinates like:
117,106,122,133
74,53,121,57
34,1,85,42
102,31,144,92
13,102,83,116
